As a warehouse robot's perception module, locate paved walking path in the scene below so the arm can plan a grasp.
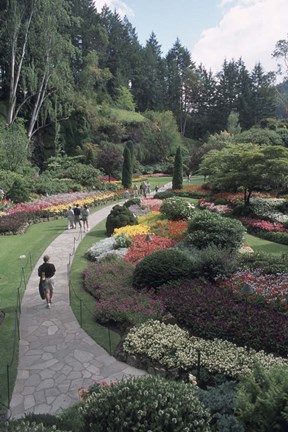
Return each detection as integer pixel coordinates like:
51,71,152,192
10,203,147,419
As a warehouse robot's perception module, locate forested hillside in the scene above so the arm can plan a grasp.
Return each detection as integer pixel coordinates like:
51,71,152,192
0,0,287,179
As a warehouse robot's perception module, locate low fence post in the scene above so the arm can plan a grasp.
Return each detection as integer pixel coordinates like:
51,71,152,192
80,299,83,328
108,328,112,355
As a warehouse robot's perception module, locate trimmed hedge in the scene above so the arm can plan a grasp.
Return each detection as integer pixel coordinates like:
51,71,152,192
105,204,137,236
133,248,192,289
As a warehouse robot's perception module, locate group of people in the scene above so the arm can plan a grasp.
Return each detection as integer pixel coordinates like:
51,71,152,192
66,203,89,232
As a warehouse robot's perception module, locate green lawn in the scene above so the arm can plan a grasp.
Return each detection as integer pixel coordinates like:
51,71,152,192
245,233,288,255
0,218,67,411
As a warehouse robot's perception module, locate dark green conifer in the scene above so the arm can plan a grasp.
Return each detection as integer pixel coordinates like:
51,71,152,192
172,146,183,189
122,146,132,188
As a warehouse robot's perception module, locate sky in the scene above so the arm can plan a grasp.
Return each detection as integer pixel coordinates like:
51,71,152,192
93,0,287,80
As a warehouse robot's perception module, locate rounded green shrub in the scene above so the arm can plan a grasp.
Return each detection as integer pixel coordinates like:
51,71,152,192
105,204,137,237
123,198,141,208
188,244,239,281
133,248,192,289
160,197,196,220
81,376,211,432
187,210,245,251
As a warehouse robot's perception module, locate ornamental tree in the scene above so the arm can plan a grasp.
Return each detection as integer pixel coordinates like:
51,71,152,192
200,144,288,205
122,145,132,188
172,146,183,189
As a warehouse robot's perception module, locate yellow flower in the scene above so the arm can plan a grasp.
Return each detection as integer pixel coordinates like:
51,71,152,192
113,224,150,236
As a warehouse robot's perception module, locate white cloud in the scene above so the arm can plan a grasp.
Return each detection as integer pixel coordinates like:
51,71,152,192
93,0,134,18
192,0,288,77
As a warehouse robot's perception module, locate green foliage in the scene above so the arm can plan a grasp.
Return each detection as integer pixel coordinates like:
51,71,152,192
81,376,211,432
186,245,239,281
160,197,196,220
197,382,245,432
237,366,288,431
33,173,81,195
0,170,26,194
154,190,175,199
46,155,101,187
140,111,181,163
172,146,183,189
123,198,141,207
6,178,31,203
238,251,288,274
115,86,136,111
200,144,288,204
105,204,137,236
0,419,69,432
113,233,132,249
133,248,192,289
253,230,288,246
187,210,245,251
122,145,132,188
235,127,283,146
0,120,31,172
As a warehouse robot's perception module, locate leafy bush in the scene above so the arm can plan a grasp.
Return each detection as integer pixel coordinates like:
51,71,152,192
123,198,141,208
0,212,28,234
237,366,288,431
105,204,137,236
81,376,211,432
185,245,239,281
238,251,288,274
186,210,245,251
33,174,81,195
133,248,192,289
160,197,196,220
113,233,132,249
159,279,288,356
0,420,69,432
6,178,31,203
197,382,245,432
154,190,175,199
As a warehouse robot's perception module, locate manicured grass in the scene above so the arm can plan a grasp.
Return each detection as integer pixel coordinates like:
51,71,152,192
69,219,121,354
245,233,288,255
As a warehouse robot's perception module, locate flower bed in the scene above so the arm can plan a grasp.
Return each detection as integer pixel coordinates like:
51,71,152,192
239,217,286,233
198,199,231,215
158,279,288,356
217,271,288,312
123,320,288,380
124,234,176,264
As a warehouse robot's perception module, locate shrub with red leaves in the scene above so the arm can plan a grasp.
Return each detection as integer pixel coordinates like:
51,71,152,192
159,279,288,356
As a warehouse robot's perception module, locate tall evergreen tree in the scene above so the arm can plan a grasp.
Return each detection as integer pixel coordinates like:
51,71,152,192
166,38,193,134
133,32,166,112
172,146,183,190
122,145,132,188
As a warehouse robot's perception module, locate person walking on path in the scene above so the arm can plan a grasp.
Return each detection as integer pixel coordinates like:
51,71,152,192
73,203,82,228
81,204,89,232
66,206,75,229
37,255,56,308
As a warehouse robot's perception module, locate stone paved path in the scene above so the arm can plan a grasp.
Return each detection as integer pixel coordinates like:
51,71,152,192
10,203,147,419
